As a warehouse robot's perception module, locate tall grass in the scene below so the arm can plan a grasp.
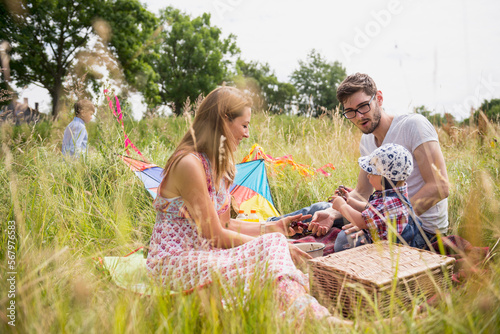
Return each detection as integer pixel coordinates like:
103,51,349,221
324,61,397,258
0,106,499,333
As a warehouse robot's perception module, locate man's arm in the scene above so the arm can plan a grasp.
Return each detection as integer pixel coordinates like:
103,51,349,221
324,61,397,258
410,141,449,216
307,206,339,236
349,169,374,202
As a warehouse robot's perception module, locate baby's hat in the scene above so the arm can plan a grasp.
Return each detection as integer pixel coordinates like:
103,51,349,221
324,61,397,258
358,143,413,181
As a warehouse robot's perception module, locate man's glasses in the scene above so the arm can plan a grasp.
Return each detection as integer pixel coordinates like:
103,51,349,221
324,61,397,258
342,94,376,119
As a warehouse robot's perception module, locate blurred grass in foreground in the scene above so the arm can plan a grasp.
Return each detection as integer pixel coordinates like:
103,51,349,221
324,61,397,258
0,107,499,333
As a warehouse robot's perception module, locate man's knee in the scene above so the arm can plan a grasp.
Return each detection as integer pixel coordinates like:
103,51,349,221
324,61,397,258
334,230,368,253
302,202,332,222
334,231,351,253
267,202,332,222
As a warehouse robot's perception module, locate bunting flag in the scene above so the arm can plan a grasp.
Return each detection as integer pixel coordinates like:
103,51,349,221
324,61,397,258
241,144,335,177
104,89,146,161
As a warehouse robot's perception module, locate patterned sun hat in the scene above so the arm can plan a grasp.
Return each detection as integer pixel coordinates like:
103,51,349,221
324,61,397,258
358,143,413,181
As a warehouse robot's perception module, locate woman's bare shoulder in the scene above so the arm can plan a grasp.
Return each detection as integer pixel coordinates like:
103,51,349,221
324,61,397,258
171,153,205,179
160,153,206,198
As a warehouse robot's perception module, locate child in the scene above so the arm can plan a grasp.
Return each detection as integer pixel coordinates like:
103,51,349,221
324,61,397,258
332,143,427,252
62,99,95,158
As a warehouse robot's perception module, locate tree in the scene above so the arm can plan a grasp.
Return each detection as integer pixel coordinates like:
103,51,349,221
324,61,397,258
1,0,99,117
233,59,296,114
101,0,160,106
155,7,238,115
290,49,346,116
0,0,159,118
414,105,451,127
477,99,500,123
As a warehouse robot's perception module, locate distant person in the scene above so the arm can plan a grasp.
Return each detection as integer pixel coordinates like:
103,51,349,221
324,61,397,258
62,99,95,157
309,73,449,244
331,143,427,252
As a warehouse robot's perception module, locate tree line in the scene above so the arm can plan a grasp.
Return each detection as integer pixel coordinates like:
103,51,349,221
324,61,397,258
0,0,346,118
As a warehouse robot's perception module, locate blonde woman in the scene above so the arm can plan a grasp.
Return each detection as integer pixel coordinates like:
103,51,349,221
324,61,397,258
146,87,333,321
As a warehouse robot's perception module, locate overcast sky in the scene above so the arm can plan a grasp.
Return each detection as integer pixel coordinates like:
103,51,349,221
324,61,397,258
20,0,500,120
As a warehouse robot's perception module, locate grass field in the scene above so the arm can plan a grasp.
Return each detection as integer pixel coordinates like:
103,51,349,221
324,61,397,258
0,106,499,333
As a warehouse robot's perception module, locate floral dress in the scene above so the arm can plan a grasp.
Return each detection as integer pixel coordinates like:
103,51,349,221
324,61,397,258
146,152,329,319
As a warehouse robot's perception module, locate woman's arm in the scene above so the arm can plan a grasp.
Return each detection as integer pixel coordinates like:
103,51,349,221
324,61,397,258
219,207,309,237
218,209,264,236
224,214,311,237
168,155,254,248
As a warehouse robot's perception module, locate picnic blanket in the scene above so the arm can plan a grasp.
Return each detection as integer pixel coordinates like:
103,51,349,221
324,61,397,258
97,248,173,296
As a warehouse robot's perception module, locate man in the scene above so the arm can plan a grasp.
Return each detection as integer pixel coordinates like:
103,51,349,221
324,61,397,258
309,73,449,241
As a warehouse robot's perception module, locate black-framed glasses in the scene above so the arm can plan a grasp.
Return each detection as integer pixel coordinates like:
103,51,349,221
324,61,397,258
342,94,376,119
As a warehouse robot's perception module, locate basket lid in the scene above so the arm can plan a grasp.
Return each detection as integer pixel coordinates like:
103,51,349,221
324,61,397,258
308,241,456,287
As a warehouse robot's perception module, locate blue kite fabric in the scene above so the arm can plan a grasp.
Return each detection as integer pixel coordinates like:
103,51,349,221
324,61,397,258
229,159,280,221
120,155,162,199
134,166,163,199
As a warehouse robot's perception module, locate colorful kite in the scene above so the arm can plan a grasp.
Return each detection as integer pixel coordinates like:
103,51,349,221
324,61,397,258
120,155,163,199
120,155,280,220
105,91,333,220
229,159,280,221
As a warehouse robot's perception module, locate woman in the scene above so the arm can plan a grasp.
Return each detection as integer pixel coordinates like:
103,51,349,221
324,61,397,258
146,86,331,320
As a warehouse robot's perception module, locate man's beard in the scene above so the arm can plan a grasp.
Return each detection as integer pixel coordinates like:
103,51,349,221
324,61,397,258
359,106,381,134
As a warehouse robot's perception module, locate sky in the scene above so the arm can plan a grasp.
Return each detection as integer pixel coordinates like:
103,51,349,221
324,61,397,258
18,0,500,121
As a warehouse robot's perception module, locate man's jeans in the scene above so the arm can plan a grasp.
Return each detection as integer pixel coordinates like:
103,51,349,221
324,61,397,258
334,228,438,253
266,202,332,223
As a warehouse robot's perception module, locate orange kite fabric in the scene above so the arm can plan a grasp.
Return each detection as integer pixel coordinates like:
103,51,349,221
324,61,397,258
241,144,335,177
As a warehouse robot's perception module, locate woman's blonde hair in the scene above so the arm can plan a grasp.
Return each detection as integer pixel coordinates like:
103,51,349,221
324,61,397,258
164,86,252,185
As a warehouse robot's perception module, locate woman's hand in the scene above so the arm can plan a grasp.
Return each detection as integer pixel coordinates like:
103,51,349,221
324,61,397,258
288,243,312,269
271,214,312,236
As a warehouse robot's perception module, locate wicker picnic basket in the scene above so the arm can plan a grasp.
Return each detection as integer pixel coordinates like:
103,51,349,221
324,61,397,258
308,241,456,317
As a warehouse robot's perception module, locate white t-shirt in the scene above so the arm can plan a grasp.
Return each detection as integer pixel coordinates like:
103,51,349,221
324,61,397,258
359,114,449,234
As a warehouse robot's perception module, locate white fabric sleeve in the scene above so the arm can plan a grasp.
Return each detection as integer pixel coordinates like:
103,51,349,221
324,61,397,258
405,114,439,153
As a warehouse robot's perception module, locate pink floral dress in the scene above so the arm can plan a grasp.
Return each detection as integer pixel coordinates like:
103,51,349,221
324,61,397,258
146,152,329,319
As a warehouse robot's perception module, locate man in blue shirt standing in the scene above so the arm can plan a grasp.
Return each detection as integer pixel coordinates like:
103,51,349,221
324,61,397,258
62,99,95,157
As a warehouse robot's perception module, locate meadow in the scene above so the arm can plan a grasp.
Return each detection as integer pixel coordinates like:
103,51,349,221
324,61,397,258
0,104,499,333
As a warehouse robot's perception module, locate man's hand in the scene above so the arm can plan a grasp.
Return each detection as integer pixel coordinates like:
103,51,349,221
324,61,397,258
309,209,335,236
